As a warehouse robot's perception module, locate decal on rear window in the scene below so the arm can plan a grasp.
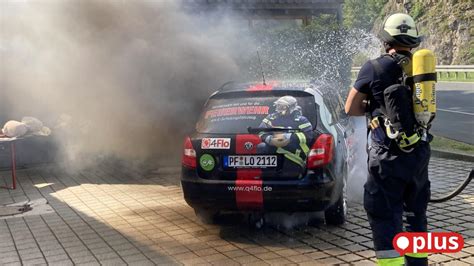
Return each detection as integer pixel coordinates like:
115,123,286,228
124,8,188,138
259,95,312,133
205,105,269,119
204,101,270,124
196,94,317,134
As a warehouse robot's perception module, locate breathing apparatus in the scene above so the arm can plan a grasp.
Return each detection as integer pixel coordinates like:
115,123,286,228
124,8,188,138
409,51,472,204
379,49,437,152
412,49,437,128
374,13,437,152
373,13,472,203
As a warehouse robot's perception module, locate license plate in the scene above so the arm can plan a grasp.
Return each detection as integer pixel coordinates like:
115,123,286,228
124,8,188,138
224,155,277,168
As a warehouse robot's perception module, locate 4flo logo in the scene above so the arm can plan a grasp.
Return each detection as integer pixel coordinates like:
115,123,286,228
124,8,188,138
201,138,231,149
393,232,464,255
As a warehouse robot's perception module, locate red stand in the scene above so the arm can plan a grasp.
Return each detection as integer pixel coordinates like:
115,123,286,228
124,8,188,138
1,142,17,190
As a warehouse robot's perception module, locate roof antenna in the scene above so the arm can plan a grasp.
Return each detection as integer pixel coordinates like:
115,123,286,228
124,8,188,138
256,50,266,85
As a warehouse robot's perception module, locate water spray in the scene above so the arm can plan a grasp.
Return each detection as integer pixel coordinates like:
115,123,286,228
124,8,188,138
256,50,266,85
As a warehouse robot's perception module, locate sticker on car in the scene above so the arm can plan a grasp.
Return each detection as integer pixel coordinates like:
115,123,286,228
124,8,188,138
199,154,215,171
201,138,231,149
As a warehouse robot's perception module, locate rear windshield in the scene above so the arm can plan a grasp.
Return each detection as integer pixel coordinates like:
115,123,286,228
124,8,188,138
196,91,318,134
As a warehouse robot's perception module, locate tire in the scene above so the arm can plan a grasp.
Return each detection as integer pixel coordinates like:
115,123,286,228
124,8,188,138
324,195,346,225
248,213,265,229
324,172,347,226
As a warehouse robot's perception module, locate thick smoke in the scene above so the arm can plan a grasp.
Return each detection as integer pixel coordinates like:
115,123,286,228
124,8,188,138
1,1,380,175
1,1,251,166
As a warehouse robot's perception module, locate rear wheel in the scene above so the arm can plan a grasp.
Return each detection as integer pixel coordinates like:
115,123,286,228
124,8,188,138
248,213,265,229
324,174,347,226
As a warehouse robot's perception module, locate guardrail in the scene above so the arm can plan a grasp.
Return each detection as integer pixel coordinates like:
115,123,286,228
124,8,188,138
351,65,474,79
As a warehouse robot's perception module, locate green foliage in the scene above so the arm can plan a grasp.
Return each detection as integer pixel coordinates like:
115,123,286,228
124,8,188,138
305,14,341,31
456,44,474,65
469,46,474,65
431,135,474,155
343,0,388,30
409,1,425,20
345,0,472,65
437,72,474,82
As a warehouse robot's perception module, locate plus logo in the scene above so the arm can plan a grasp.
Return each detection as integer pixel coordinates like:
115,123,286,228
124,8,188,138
393,232,464,255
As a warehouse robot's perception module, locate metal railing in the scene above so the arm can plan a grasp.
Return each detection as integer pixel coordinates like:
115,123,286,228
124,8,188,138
351,65,474,79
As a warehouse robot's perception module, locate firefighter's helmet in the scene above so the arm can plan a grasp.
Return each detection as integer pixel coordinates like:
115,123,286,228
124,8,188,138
274,96,298,115
380,13,422,48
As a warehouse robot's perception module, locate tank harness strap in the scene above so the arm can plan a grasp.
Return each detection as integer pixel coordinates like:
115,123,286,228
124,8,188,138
368,58,390,138
413,73,437,83
368,57,421,152
369,58,389,115
398,131,421,148
367,59,386,139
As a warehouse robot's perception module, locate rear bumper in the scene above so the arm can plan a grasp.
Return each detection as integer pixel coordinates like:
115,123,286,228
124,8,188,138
181,167,337,212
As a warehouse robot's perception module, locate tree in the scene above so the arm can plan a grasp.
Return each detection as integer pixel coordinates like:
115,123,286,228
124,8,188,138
343,0,388,30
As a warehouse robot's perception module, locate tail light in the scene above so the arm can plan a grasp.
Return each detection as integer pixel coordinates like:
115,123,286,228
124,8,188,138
307,134,334,169
182,137,196,168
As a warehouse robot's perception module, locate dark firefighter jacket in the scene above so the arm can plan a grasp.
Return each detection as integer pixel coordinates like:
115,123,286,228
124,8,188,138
258,111,313,168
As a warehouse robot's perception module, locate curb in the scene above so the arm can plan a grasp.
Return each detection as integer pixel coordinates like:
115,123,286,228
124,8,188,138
432,149,474,162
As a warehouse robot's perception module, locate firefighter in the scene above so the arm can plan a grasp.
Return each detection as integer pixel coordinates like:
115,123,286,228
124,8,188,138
345,13,431,266
260,96,312,132
258,96,313,169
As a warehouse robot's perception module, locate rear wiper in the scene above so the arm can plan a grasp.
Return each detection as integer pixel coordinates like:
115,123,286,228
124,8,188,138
247,127,300,134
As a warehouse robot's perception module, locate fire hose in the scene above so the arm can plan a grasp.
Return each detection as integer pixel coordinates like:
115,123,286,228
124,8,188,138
429,168,473,203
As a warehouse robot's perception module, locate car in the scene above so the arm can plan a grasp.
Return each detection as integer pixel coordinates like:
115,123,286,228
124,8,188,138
181,81,349,226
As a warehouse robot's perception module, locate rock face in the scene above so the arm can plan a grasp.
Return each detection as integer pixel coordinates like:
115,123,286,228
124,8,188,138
375,0,472,64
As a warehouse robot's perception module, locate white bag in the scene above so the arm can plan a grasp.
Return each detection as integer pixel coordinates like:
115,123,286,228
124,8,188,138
21,116,51,136
2,120,28,138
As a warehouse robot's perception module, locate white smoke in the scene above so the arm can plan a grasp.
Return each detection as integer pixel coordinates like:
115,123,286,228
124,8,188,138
265,212,324,229
1,1,250,167
1,0,380,174
346,116,369,203
343,31,380,203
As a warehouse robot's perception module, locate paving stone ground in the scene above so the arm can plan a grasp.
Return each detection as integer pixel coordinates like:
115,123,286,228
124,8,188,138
0,157,472,265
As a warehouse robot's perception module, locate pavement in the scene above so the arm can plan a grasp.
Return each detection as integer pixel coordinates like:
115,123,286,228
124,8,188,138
0,157,473,266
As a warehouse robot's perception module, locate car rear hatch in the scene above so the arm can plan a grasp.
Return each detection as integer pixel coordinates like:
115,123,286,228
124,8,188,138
193,89,319,181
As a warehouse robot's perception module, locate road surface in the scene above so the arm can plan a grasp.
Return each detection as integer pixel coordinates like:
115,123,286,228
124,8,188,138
431,82,474,144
